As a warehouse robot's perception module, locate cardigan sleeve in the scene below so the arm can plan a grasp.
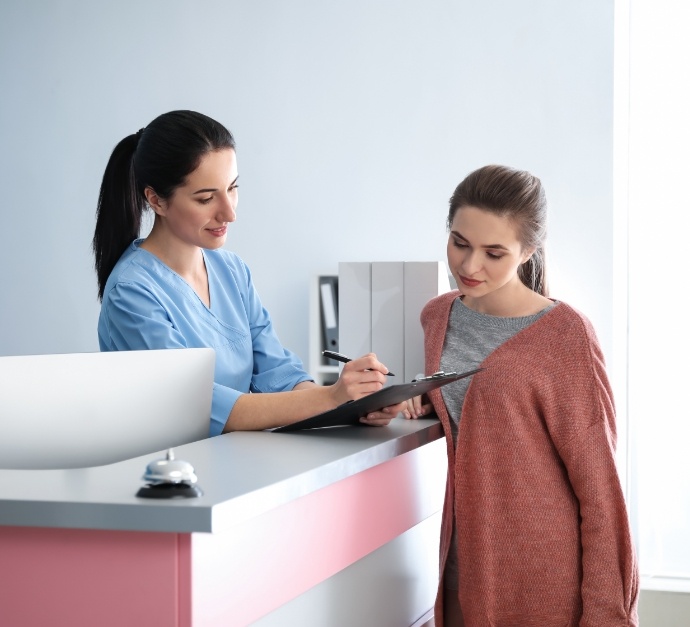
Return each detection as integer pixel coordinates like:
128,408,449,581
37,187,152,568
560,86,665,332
547,316,639,626
561,419,639,626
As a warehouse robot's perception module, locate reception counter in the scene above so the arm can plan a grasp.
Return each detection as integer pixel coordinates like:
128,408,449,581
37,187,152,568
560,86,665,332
0,418,446,626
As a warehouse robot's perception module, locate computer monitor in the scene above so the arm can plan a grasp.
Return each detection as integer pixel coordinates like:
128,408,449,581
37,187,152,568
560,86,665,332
0,348,215,470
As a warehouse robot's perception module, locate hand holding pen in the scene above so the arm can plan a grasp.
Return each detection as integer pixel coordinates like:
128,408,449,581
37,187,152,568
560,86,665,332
323,350,403,426
323,350,395,376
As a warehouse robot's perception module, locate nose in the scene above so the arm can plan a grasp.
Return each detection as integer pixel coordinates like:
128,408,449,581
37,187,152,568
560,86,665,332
460,250,482,276
217,192,237,223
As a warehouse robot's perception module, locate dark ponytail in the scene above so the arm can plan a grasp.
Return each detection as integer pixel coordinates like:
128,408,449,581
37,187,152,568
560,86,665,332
92,111,236,300
93,133,144,300
447,165,549,297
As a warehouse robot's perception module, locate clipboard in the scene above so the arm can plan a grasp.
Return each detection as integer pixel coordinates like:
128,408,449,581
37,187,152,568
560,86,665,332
273,368,483,432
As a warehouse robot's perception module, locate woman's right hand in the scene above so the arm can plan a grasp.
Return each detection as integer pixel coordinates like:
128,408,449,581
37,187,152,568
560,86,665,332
329,353,389,405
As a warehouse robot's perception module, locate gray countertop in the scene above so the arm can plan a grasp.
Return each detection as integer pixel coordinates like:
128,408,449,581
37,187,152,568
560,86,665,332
0,418,443,534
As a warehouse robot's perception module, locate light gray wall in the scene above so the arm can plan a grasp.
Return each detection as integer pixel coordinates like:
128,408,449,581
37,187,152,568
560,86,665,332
0,0,613,366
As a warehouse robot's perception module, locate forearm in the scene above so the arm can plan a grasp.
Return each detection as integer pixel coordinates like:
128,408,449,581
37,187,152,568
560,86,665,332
222,354,394,432
223,384,337,432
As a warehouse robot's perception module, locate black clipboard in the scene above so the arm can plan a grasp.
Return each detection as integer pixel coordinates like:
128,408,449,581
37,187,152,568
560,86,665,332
273,368,483,432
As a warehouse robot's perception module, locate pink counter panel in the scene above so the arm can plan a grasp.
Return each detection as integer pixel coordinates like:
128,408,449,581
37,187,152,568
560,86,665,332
0,420,446,626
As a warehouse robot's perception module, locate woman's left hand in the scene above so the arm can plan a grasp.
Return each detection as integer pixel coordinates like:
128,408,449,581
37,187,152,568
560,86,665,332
402,395,434,420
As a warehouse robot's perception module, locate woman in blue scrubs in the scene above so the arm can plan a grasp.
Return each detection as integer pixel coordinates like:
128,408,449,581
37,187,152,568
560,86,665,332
93,110,400,435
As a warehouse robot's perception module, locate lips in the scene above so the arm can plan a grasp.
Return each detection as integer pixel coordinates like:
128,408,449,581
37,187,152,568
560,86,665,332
208,226,227,237
459,276,482,287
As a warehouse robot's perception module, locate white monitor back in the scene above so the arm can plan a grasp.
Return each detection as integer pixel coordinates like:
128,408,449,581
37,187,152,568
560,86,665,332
0,348,215,470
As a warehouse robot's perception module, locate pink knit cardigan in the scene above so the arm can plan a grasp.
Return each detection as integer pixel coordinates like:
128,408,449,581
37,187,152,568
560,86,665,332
422,291,639,627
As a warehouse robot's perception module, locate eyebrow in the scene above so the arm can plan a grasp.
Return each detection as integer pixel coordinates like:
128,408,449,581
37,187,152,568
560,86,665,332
191,175,239,195
450,230,510,251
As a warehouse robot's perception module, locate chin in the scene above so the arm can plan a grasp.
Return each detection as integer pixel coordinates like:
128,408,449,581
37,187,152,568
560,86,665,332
204,238,227,250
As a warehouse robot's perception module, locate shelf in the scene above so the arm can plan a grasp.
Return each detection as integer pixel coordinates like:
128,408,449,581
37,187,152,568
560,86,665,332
308,274,340,386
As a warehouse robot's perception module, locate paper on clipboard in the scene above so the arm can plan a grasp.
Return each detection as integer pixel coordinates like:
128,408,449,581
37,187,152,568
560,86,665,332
272,368,483,432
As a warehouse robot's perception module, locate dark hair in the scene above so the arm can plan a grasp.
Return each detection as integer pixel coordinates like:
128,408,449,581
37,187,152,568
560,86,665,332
448,164,548,296
92,110,236,300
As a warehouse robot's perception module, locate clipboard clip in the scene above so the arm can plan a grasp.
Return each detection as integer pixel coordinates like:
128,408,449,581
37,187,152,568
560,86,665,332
412,371,457,382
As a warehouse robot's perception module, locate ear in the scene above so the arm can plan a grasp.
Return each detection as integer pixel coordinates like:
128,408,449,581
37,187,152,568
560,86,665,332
144,187,166,216
521,246,536,265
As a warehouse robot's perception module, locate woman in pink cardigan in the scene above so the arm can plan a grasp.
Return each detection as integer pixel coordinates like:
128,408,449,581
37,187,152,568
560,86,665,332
405,165,639,626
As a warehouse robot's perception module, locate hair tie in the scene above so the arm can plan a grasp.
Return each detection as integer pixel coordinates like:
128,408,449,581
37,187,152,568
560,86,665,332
135,128,145,139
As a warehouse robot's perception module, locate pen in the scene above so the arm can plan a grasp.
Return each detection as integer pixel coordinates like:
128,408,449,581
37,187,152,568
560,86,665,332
322,350,395,376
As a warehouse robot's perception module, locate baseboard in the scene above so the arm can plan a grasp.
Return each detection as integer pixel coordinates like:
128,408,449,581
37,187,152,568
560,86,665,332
405,589,690,627
639,589,690,626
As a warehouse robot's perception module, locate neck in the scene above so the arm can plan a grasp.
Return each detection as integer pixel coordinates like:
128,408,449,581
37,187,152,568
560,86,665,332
463,280,546,317
140,231,205,281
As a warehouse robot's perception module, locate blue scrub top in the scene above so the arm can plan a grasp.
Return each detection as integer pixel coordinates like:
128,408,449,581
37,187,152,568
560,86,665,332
98,240,312,436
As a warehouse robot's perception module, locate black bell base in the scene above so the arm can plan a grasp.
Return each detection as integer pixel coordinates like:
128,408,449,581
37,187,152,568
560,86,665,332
136,482,203,499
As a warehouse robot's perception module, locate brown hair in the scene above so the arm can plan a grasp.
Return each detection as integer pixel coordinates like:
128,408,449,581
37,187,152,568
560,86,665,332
448,164,548,296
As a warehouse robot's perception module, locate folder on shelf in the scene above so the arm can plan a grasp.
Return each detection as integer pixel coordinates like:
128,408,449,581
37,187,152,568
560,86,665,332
272,368,483,432
319,276,339,363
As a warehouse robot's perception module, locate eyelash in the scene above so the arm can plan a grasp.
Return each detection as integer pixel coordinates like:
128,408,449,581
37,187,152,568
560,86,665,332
452,240,503,260
198,184,239,205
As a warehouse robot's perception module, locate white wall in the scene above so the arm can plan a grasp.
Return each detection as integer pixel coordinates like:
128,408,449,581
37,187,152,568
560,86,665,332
0,0,614,373
624,0,690,589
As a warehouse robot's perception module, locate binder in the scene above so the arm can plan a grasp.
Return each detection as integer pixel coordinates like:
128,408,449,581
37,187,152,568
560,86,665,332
403,262,451,381
336,260,451,380
272,369,483,432
319,276,339,363
338,262,372,360
371,262,404,387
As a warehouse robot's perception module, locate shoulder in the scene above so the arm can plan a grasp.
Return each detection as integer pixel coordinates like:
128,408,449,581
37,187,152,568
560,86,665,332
103,241,156,293
525,302,615,437
541,301,600,345
522,301,608,378
421,290,461,323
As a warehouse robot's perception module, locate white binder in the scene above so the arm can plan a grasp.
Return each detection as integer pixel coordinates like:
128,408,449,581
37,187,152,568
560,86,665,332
338,260,451,382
